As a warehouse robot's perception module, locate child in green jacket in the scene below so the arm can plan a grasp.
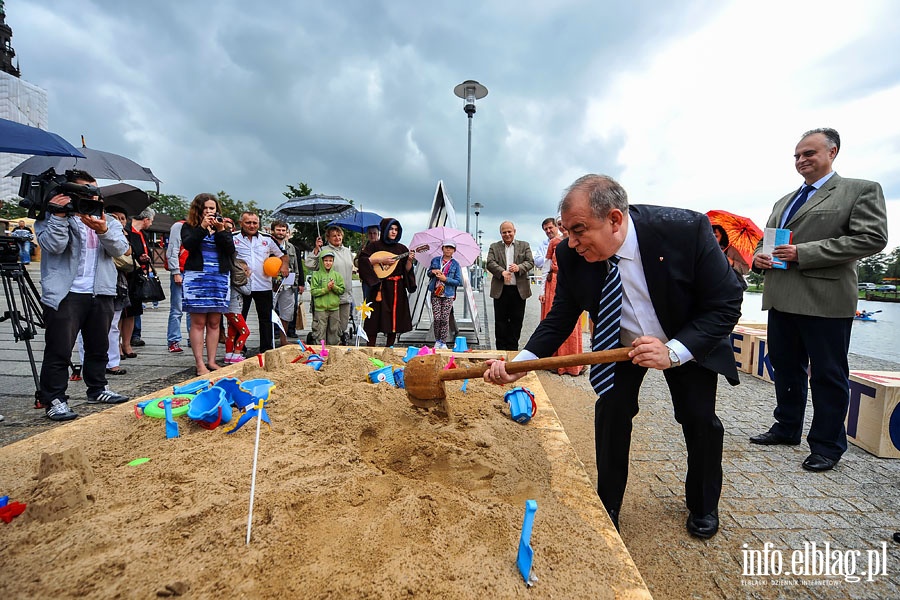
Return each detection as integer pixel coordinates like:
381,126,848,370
310,249,346,345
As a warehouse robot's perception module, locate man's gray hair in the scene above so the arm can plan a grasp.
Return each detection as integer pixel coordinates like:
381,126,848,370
559,174,629,219
801,127,840,154
135,207,156,220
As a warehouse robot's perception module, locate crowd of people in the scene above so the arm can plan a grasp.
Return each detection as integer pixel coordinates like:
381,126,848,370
18,127,890,543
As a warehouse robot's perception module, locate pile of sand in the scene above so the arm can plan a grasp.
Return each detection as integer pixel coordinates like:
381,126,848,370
0,347,649,599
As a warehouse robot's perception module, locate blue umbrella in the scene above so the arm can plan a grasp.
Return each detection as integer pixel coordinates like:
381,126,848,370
0,118,85,158
328,210,383,233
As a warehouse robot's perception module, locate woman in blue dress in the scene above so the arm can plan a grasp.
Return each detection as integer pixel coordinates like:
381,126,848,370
181,193,234,375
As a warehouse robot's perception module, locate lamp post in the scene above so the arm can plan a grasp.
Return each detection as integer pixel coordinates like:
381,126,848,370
472,202,483,241
453,80,488,234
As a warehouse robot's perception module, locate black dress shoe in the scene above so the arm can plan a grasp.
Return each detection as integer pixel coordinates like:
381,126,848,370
686,510,719,539
606,508,620,532
749,431,800,446
802,453,838,472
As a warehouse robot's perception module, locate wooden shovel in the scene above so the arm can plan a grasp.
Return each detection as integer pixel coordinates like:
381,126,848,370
404,347,633,405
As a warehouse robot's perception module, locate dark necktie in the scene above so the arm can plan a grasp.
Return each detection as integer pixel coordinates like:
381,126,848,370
590,255,622,396
782,184,815,225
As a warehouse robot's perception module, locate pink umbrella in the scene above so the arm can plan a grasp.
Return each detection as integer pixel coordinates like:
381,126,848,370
410,226,480,267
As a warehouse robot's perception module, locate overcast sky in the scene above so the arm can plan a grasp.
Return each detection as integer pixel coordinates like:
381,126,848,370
7,0,899,251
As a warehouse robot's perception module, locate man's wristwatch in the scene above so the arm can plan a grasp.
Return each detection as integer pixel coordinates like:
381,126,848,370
667,347,681,369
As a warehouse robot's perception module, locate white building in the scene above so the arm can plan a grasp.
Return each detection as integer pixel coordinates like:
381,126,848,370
1,4,50,203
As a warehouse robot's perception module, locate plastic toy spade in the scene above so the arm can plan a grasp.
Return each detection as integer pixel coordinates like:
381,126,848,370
517,499,538,586
164,398,179,439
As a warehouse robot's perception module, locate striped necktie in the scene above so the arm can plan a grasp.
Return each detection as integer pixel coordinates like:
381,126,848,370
782,184,815,226
590,255,622,396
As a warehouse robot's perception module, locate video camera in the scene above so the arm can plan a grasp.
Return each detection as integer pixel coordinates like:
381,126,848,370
18,168,104,220
0,234,20,266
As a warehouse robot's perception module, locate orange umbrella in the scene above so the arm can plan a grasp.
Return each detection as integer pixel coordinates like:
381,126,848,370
705,210,763,267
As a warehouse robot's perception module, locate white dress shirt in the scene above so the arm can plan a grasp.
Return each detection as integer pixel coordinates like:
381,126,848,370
517,214,692,364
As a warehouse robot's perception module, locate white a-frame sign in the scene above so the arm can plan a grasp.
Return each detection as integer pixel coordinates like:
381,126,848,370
408,180,481,344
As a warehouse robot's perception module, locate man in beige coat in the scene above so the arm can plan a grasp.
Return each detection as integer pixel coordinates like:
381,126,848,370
750,128,888,472
486,221,534,350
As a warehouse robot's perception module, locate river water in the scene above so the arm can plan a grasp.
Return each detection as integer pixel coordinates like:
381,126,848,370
739,292,900,364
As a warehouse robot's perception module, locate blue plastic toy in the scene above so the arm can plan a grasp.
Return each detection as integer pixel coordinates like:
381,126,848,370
453,336,468,353
368,365,395,385
393,367,405,389
164,398,179,439
173,379,211,396
403,346,420,363
504,387,537,424
305,353,324,371
222,378,275,435
517,499,538,585
187,387,233,429
212,377,253,410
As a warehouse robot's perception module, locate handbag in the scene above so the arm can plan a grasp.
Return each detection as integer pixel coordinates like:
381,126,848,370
131,264,166,303
231,255,249,287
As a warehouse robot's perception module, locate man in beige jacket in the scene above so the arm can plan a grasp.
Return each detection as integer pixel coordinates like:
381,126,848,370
750,128,888,472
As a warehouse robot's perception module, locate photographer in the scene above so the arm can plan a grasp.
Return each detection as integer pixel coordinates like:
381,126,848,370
34,169,131,421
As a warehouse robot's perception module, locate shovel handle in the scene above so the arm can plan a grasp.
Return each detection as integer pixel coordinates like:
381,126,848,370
437,347,632,382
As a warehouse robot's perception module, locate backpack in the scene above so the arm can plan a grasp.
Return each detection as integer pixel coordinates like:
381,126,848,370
163,220,189,272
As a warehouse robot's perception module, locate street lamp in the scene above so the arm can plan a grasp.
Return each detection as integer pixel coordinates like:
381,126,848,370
472,202,483,240
453,80,488,233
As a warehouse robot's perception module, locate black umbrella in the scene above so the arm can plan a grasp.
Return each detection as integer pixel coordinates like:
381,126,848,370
0,118,86,158
272,194,356,236
6,146,162,192
98,183,154,218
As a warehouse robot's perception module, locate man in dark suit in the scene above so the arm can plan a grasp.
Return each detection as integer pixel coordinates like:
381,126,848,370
750,128,888,472
485,221,534,350
486,175,743,538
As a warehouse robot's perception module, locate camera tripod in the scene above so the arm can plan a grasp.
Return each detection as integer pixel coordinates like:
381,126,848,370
0,260,44,408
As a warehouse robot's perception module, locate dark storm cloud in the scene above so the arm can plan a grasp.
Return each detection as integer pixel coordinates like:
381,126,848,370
9,0,723,242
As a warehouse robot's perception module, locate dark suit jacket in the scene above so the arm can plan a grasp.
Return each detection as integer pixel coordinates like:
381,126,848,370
525,205,743,384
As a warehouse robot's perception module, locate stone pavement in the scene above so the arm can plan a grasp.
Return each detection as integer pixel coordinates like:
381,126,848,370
2,265,898,597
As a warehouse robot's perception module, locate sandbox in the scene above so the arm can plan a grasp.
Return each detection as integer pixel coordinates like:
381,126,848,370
0,346,650,599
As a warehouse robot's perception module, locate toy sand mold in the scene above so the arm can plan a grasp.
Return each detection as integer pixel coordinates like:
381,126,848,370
0,345,652,599
404,347,632,407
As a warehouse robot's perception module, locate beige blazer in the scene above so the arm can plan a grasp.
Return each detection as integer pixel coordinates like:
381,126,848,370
486,239,534,300
756,173,888,317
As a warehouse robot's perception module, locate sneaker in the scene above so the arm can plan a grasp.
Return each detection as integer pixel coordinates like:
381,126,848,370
168,341,184,353
88,388,130,404
46,399,78,421
131,338,146,347
434,341,447,350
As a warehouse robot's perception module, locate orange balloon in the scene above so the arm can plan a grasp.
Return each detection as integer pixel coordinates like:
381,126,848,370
263,256,282,277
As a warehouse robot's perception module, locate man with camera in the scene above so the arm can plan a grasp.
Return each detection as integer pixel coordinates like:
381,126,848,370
34,170,131,421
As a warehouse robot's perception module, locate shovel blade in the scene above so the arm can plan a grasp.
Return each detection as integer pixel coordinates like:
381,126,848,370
516,499,538,583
